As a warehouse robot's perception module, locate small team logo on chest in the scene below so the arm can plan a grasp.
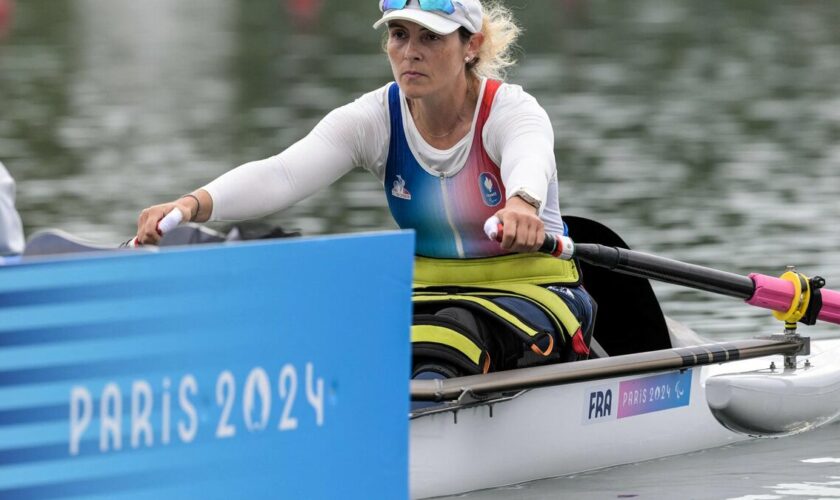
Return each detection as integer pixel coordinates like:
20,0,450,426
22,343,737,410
391,175,412,200
478,172,502,207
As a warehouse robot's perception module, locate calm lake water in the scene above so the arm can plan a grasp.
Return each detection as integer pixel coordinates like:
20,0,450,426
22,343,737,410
3,1,840,498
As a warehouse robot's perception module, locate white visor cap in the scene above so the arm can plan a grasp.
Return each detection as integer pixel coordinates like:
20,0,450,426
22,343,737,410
373,0,483,35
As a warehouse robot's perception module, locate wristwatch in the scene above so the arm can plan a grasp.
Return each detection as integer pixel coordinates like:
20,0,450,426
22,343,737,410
511,190,541,210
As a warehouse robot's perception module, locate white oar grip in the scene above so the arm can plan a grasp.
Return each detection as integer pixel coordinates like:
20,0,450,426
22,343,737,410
129,209,184,248
483,216,502,241
157,209,183,235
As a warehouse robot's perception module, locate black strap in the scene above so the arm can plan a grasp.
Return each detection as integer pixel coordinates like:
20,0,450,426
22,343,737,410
801,276,826,326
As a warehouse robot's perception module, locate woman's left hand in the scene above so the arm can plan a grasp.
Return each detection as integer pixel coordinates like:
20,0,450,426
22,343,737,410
494,196,544,253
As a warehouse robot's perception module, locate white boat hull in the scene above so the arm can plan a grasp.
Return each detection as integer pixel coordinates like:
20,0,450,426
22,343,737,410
410,335,840,499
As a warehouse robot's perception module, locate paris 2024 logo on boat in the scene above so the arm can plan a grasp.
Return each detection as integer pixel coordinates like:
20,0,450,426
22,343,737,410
479,172,501,207
582,370,692,424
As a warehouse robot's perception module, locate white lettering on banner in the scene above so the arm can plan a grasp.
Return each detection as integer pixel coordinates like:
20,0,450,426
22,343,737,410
67,364,326,457
621,384,673,408
131,380,154,448
215,371,236,439
161,377,171,445
243,367,271,432
278,364,298,431
306,363,324,426
69,387,92,455
100,383,122,452
178,375,198,443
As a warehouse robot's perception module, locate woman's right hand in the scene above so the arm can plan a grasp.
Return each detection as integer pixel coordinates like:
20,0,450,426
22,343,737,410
135,198,196,245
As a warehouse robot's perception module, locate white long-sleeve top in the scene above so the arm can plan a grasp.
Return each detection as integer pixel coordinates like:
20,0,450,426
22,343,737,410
0,162,24,256
204,79,564,234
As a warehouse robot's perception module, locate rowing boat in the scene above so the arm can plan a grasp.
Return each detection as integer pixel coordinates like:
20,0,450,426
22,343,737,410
410,323,840,498
407,216,840,498
18,217,840,499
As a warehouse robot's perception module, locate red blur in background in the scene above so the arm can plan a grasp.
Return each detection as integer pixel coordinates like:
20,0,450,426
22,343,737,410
285,0,323,29
0,0,13,40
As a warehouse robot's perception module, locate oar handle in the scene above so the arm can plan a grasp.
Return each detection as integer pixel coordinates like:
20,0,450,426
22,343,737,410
157,209,184,234
128,209,183,247
483,215,575,259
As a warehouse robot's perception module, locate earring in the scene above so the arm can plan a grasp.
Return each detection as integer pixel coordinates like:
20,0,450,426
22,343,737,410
465,56,472,63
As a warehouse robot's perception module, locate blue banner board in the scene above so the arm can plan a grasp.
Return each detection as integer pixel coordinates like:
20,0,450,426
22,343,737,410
0,231,414,499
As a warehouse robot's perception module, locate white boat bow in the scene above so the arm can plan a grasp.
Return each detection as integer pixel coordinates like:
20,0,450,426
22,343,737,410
706,338,840,436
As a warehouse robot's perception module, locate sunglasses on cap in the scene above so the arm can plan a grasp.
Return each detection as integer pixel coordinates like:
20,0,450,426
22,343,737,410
380,0,456,15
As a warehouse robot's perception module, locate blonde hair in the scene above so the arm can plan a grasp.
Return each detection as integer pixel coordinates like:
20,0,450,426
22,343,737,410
465,1,522,80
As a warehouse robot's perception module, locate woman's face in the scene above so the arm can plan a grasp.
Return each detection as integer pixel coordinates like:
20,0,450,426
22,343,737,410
386,21,478,99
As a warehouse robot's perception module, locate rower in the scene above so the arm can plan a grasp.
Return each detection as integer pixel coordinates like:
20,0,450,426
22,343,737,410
0,160,24,263
134,0,596,376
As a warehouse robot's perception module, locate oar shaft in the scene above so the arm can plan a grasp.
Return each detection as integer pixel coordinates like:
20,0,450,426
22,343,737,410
570,242,840,325
485,217,840,326
574,243,756,299
571,242,840,325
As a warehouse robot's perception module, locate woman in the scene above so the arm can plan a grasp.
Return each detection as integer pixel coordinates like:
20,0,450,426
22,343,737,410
136,0,595,368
